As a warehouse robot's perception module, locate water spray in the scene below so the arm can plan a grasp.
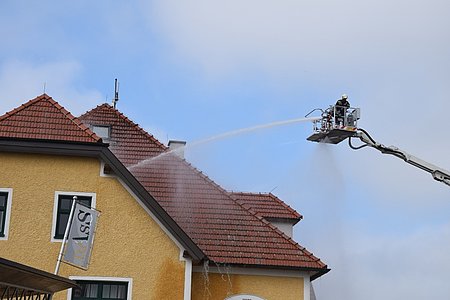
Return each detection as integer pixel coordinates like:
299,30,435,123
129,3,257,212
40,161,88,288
127,116,320,171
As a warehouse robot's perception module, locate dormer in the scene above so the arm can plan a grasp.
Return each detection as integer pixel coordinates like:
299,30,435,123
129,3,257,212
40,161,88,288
230,192,302,238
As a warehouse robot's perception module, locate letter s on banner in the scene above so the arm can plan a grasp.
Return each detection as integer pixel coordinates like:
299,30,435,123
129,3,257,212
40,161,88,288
63,202,100,269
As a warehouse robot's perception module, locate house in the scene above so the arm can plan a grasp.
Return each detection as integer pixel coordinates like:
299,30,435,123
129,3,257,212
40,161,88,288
0,94,328,300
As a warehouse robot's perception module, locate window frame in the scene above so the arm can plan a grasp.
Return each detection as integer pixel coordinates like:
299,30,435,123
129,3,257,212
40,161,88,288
0,188,13,240
51,191,96,242
91,125,111,141
67,277,132,300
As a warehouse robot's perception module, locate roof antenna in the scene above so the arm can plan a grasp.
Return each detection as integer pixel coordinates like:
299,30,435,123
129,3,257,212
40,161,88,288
112,78,119,108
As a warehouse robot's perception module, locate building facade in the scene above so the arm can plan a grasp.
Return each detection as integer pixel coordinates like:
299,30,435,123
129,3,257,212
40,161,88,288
0,94,328,300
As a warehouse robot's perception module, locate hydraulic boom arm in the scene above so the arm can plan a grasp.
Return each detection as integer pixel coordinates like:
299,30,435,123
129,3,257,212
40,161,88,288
350,128,450,187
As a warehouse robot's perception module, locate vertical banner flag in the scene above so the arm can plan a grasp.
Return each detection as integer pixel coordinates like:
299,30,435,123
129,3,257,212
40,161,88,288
63,202,100,269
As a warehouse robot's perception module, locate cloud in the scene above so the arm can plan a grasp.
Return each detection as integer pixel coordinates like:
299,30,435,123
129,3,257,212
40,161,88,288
0,60,102,116
147,0,450,79
312,221,450,299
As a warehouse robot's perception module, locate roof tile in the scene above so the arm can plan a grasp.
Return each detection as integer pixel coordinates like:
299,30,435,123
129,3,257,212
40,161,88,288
0,94,101,143
230,192,302,222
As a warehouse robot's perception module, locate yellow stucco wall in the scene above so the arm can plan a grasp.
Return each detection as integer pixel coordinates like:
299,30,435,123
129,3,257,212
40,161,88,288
192,271,304,300
0,152,185,300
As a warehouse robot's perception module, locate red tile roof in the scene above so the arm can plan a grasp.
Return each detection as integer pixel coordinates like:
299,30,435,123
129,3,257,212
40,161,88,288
230,192,302,223
79,104,166,166
0,94,101,143
80,104,327,271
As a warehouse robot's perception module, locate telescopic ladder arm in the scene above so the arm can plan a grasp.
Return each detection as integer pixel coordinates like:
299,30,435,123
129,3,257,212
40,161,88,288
350,128,450,187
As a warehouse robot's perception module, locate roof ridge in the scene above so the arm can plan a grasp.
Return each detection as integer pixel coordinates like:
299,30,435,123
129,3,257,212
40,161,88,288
81,103,167,150
78,103,109,118
0,94,47,122
0,94,101,143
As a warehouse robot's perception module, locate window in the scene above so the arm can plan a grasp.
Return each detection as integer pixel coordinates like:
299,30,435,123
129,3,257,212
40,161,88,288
69,279,131,300
0,192,8,237
92,125,110,140
52,192,95,240
0,188,12,239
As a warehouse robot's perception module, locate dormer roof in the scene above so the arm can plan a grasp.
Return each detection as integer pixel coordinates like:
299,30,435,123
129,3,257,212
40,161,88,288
230,192,302,223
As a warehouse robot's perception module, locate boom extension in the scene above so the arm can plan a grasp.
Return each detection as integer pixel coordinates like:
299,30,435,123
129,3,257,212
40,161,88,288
350,129,450,187
306,102,450,187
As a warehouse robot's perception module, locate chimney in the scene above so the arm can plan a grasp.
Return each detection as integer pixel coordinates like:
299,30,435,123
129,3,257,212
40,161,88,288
168,140,186,158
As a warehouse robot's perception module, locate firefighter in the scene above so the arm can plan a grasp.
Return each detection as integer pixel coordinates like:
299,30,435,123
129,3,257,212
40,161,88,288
335,94,350,127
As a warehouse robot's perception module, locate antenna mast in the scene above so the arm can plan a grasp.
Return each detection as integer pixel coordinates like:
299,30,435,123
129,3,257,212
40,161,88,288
112,78,119,108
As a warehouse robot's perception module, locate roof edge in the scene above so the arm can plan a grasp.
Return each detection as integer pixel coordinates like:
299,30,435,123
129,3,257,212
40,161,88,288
226,193,325,268
264,216,301,225
196,261,330,281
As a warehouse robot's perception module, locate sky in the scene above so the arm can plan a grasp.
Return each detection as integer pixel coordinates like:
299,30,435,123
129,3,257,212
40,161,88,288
1,1,450,299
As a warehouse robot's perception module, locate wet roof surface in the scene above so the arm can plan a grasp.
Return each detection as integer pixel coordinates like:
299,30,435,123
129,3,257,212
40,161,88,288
80,104,327,270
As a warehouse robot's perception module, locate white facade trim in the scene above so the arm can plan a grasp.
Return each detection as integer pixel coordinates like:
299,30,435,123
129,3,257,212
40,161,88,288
67,276,132,300
51,191,97,242
0,188,13,241
304,275,311,300
193,265,310,278
183,256,192,300
99,160,115,178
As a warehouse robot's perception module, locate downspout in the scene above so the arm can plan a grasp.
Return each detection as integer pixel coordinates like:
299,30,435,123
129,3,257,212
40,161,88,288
304,275,311,300
184,256,193,300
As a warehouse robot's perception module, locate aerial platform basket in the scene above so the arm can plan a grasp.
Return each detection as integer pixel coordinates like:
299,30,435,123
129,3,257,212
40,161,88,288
305,105,361,144
307,127,358,144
